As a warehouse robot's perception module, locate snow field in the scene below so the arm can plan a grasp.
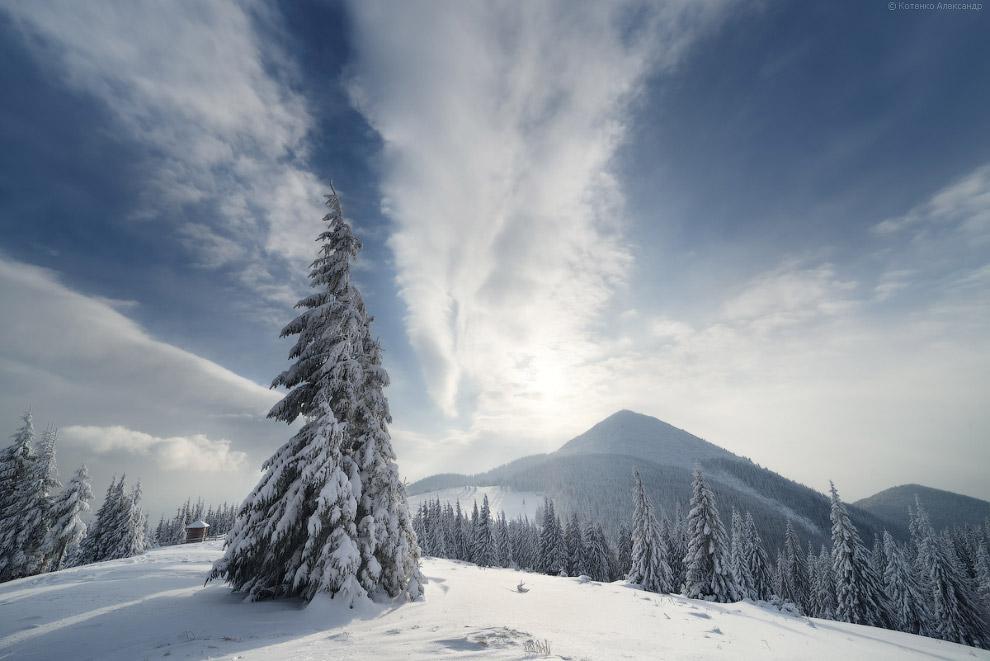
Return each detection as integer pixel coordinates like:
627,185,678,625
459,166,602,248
0,541,986,660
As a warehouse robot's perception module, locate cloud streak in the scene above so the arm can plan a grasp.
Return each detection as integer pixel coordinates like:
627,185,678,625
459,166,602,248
0,256,281,511
348,0,727,425
61,425,247,472
3,0,325,315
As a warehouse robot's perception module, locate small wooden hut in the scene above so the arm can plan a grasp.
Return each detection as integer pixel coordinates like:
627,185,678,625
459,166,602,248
184,520,210,543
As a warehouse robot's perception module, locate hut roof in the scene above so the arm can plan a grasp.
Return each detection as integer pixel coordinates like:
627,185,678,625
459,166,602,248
186,520,210,529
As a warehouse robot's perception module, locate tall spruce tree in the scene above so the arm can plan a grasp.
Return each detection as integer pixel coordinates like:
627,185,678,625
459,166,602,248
351,294,422,598
683,469,740,602
565,513,585,577
472,495,496,567
583,521,611,582
729,509,755,599
539,498,566,575
628,470,673,593
0,412,38,581
829,482,892,628
882,530,929,635
781,520,808,610
75,476,122,565
40,465,93,571
913,499,989,647
209,188,422,604
743,512,774,601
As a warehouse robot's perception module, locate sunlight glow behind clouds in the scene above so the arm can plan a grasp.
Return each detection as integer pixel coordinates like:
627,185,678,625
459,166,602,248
348,0,728,426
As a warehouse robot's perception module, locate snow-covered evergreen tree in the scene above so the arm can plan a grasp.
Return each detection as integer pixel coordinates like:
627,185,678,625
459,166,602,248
583,521,611,582
913,499,989,647
0,412,38,581
615,524,633,579
122,481,147,558
882,530,929,635
539,498,566,575
351,291,422,598
472,495,496,567
628,470,673,593
812,544,836,618
565,513,584,577
683,469,740,602
743,512,774,601
494,512,511,568
40,465,93,571
210,393,363,602
729,509,755,599
0,417,60,580
829,482,892,628
209,188,422,604
781,519,808,610
75,476,122,565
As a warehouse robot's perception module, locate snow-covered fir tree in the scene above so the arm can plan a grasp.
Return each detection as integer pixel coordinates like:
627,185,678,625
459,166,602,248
743,512,774,601
0,417,60,581
40,465,93,571
615,524,633,579
73,474,145,565
472,495,496,567
209,188,422,604
667,504,688,589
683,469,740,602
350,292,422,598
912,499,989,648
780,519,808,610
539,498,566,575
565,513,584,577
121,481,147,558
812,544,836,618
829,482,892,629
729,509,755,599
0,413,37,581
583,521,611,582
494,512,511,568
628,469,673,593
75,476,121,565
882,530,929,636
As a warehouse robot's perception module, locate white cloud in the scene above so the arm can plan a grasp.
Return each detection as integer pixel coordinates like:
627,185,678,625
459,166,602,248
348,0,728,429
3,1,325,312
721,263,858,332
873,164,990,241
0,257,281,511
62,425,247,473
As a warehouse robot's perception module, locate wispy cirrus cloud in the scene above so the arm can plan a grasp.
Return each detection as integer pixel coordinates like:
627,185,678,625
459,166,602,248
3,0,325,314
348,0,729,432
0,256,280,510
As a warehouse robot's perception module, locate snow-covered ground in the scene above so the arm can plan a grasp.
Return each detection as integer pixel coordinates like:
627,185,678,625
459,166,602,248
408,485,543,520
1,542,986,660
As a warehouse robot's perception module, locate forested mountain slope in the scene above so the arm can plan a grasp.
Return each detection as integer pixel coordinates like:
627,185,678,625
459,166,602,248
409,410,902,551
855,483,990,532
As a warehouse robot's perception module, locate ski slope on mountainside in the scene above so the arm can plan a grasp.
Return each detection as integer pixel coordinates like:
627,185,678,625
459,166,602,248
0,542,985,661
408,485,544,521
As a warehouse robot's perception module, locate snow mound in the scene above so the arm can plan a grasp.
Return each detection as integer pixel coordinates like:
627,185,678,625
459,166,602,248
0,541,986,660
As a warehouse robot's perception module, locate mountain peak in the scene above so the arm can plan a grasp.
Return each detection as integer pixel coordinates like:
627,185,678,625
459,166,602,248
557,409,736,469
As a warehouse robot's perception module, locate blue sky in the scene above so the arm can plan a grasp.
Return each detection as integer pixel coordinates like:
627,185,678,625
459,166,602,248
1,1,988,515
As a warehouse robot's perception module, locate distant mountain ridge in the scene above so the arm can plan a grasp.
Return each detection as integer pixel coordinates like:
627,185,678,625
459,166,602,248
409,410,905,551
854,484,990,532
